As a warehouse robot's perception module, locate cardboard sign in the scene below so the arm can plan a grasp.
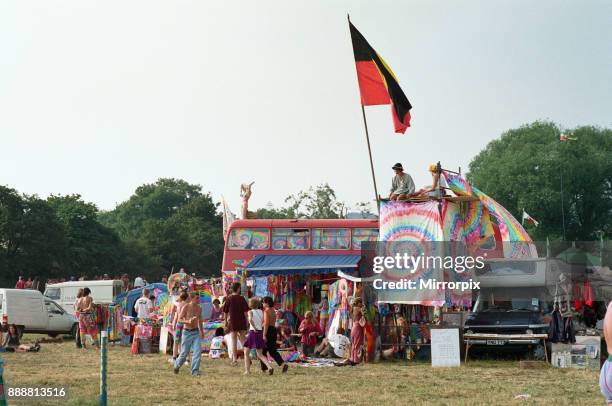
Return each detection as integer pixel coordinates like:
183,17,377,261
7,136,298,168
431,328,461,367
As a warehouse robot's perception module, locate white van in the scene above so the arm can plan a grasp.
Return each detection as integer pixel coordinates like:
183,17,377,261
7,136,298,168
0,289,78,337
44,280,125,313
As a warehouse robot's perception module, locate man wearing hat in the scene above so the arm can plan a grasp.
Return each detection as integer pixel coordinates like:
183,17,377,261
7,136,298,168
389,163,415,201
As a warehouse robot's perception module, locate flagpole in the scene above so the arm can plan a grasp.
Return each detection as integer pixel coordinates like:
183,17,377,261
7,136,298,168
360,104,381,214
349,14,380,215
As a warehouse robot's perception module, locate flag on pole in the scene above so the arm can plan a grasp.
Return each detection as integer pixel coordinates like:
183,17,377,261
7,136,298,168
349,21,412,134
560,133,577,141
221,196,236,240
522,210,539,227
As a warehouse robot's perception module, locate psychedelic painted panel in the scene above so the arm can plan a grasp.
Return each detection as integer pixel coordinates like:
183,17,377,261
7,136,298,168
352,228,379,250
271,228,309,250
312,228,350,250
228,228,270,250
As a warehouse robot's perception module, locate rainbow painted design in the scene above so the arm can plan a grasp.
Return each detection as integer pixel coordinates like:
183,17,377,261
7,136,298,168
312,228,350,250
379,200,444,242
228,228,270,250
442,171,532,243
378,200,445,305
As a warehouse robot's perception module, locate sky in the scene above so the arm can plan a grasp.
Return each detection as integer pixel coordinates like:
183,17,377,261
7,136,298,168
1,0,611,214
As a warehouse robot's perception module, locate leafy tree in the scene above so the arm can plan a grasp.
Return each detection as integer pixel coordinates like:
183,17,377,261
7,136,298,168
99,178,202,240
467,121,612,240
101,180,223,277
284,183,346,219
47,194,125,278
0,187,66,285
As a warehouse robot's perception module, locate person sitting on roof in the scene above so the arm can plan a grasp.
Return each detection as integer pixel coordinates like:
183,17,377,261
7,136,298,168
388,163,415,201
415,164,448,198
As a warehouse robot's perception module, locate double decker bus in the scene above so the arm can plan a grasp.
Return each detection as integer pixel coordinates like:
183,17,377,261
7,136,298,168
222,218,379,273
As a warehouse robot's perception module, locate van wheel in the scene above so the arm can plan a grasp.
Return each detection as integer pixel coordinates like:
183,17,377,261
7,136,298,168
16,325,24,339
70,324,78,338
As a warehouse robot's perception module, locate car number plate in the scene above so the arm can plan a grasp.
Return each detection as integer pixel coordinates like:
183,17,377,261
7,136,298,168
486,340,506,345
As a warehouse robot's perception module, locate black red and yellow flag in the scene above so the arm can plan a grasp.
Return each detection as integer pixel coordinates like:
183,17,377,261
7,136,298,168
349,21,412,134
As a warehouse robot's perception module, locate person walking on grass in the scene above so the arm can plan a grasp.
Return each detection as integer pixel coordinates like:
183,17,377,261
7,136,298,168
260,296,288,374
169,291,189,364
222,282,249,366
243,297,274,375
173,292,203,376
75,288,99,349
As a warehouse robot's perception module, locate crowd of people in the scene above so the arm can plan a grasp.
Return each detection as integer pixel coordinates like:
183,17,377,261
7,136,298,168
167,282,367,377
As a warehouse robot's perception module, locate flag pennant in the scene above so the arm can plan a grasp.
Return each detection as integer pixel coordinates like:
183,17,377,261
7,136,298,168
560,133,577,142
221,196,236,240
522,210,539,227
349,21,412,134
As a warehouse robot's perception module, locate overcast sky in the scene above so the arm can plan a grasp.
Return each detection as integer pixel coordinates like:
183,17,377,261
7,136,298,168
1,1,611,213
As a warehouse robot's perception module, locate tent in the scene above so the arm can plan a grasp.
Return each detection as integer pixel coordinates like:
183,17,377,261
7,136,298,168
114,283,168,318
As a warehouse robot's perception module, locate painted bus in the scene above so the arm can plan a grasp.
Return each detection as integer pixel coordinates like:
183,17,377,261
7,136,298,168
221,218,380,273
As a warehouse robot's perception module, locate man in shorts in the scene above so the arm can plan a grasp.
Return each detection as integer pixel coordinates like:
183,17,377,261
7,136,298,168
600,301,612,404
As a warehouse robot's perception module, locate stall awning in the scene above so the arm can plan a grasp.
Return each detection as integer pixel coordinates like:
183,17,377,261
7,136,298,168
245,254,361,276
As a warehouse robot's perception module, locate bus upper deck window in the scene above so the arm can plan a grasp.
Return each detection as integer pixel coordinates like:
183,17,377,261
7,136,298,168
352,228,379,250
272,228,309,250
228,228,270,250
312,228,350,250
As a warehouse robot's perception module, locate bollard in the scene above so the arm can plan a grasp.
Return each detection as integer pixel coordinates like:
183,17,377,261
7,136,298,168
100,330,107,406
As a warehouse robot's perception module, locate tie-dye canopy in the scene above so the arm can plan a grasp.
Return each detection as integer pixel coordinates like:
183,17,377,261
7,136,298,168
376,172,537,305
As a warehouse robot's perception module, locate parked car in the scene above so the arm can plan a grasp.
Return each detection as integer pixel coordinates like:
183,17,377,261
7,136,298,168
0,289,78,338
44,280,125,314
464,290,550,359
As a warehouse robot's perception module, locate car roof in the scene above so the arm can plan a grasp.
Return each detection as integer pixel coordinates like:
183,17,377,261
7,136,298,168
45,280,122,287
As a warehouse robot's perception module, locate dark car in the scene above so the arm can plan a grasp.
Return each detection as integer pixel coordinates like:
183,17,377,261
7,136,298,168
464,299,549,359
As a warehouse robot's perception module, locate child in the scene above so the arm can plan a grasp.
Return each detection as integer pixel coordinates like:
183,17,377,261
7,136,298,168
298,311,321,357
243,297,274,375
277,320,296,351
209,327,226,359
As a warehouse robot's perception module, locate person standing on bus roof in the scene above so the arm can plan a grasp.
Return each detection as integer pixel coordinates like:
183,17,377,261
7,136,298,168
388,163,415,201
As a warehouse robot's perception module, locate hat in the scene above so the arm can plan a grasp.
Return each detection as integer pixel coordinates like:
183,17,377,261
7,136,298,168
392,163,403,171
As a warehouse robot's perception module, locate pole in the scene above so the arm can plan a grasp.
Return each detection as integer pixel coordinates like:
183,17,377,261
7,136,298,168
560,170,566,241
360,104,380,214
349,14,380,215
0,358,6,406
100,330,107,406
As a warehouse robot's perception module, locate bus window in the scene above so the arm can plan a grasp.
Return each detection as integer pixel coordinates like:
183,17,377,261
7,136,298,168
228,228,270,250
352,228,379,250
312,228,350,250
272,229,309,250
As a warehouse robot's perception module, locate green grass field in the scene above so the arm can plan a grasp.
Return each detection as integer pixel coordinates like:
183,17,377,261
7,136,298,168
0,337,602,405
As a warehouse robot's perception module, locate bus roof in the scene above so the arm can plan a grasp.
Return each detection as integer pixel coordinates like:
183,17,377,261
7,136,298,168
228,218,379,229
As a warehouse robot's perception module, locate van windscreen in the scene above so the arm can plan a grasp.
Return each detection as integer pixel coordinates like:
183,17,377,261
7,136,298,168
45,287,60,300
